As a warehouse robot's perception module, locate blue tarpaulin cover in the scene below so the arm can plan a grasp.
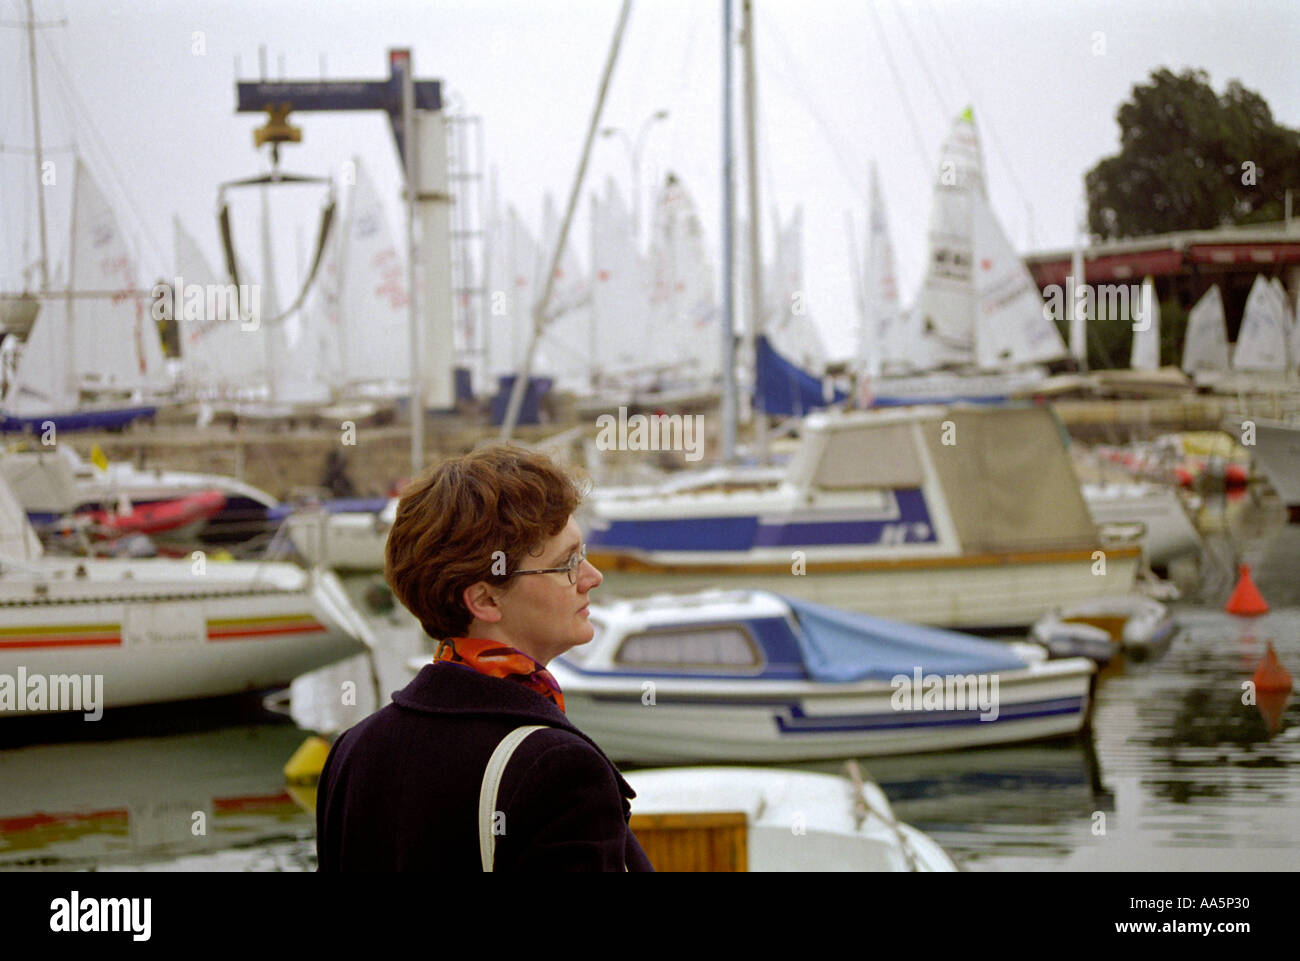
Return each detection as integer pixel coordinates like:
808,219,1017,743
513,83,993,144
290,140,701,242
753,334,846,416
781,594,1028,682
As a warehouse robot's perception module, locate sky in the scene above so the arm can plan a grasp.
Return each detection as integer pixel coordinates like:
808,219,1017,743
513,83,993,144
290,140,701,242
2,0,1297,364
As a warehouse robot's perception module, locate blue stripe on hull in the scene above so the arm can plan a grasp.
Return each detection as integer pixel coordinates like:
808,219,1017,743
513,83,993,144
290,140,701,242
590,487,936,551
581,693,1086,734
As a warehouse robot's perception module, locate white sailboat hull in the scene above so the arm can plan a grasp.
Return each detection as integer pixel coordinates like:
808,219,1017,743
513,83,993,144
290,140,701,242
0,561,368,715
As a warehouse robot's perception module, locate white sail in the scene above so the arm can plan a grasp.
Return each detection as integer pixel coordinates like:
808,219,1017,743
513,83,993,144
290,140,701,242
1180,284,1229,372
175,216,270,396
0,470,43,562
912,109,984,369
1233,274,1289,371
647,174,720,384
764,207,827,373
489,204,541,377
483,190,514,380
590,178,654,381
69,159,168,396
537,193,595,391
860,164,904,378
4,296,73,414
337,159,410,389
1268,277,1298,370
1130,277,1161,371
972,195,1067,369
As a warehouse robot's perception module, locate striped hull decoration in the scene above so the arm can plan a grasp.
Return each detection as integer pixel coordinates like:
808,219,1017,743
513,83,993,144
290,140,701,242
206,614,326,641
0,615,324,648
0,624,121,650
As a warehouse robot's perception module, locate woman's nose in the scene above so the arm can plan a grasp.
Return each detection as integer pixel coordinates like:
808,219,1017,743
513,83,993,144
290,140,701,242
579,558,602,589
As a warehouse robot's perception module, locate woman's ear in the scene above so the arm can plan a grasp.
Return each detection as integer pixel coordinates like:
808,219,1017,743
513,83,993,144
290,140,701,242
461,580,504,624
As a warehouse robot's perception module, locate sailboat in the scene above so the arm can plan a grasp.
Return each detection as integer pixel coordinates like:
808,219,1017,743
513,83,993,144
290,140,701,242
0,464,371,715
854,162,906,393
1233,274,1291,372
2,160,170,433
869,109,1066,407
1180,284,1230,382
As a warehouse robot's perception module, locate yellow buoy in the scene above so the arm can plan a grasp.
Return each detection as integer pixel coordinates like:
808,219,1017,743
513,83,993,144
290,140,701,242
284,735,332,786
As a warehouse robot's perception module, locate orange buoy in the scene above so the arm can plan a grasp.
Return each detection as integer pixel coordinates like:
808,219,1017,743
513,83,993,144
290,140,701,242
1225,564,1269,616
1255,690,1289,735
1252,642,1293,694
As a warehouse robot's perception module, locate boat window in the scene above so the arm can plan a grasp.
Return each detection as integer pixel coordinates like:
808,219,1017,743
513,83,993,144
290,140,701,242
614,625,762,670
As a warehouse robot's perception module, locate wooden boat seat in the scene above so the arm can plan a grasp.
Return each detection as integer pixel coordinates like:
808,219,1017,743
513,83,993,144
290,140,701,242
627,811,748,872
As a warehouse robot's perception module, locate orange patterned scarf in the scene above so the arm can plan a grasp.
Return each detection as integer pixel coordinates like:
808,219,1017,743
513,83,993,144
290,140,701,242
436,636,566,713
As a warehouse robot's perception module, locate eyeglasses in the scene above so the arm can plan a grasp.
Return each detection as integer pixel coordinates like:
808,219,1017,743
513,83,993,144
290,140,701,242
503,544,587,585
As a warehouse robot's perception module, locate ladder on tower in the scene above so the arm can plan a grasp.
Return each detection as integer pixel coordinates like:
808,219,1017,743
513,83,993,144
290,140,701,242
445,111,487,400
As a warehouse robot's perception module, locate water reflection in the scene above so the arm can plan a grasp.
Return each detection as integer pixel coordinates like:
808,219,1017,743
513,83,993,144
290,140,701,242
0,718,313,870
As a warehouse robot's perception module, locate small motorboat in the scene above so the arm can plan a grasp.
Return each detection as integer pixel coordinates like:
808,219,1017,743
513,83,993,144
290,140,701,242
1030,617,1117,666
1030,594,1176,664
624,763,957,871
426,589,1097,764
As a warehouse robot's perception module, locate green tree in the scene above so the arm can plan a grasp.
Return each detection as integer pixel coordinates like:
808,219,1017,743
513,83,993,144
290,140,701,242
1086,69,1300,239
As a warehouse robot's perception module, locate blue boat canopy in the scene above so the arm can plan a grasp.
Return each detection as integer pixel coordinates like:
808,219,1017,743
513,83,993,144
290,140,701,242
781,595,1028,682
754,334,846,416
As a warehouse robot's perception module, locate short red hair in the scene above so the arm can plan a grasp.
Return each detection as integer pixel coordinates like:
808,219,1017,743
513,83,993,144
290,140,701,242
384,445,587,640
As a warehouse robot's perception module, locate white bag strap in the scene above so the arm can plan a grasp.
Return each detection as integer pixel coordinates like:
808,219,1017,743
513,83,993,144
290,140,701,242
479,725,548,872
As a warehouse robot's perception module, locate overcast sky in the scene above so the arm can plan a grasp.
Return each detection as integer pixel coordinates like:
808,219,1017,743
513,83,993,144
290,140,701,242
3,0,1297,362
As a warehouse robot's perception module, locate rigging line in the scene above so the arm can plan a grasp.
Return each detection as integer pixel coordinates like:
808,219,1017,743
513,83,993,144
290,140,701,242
864,0,931,174
921,0,1034,241
889,0,950,121
37,26,169,275
755,3,866,208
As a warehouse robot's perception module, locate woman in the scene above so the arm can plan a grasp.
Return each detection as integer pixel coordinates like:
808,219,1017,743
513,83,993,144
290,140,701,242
316,444,653,871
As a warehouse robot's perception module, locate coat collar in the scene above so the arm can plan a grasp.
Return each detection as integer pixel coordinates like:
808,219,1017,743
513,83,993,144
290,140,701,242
392,661,636,799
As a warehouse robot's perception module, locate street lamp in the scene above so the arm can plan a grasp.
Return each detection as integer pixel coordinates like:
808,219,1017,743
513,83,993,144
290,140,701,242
600,108,669,237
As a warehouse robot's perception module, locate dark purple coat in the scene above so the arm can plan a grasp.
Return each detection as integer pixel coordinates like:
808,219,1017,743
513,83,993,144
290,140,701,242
316,660,653,871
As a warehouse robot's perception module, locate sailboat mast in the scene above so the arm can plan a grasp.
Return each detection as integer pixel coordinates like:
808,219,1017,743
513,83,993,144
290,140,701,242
25,0,50,292
720,0,736,462
740,0,767,463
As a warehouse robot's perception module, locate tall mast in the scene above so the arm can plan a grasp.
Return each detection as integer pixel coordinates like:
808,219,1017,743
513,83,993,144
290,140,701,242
499,0,633,440
719,0,736,462
25,0,50,292
741,0,767,462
